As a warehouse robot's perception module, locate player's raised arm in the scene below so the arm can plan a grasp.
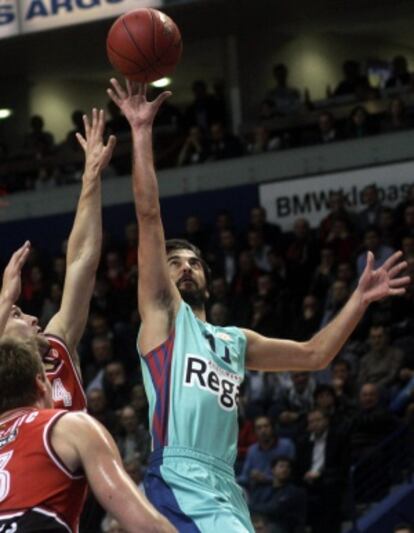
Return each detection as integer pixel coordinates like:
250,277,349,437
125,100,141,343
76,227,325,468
45,109,116,363
0,242,31,336
52,412,176,533
245,250,410,371
107,79,181,352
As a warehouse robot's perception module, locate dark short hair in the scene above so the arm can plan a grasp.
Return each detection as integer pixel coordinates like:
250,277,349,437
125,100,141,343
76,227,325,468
271,455,293,469
0,337,43,413
314,384,337,401
165,239,212,287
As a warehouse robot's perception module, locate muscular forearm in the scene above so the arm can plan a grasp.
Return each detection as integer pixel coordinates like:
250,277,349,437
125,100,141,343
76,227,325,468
308,288,368,369
66,170,102,267
131,127,161,218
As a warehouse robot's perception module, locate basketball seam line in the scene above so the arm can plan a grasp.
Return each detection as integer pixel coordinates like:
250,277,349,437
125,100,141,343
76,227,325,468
122,15,152,68
107,42,149,73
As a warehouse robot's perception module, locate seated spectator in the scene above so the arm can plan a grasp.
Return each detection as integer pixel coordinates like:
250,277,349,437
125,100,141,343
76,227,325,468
319,191,358,243
265,63,302,116
290,294,322,342
181,214,209,251
348,383,400,502
211,228,239,284
357,325,404,393
238,416,295,507
396,204,414,244
347,105,378,138
295,409,348,533
285,218,319,301
248,296,281,338
246,125,281,154
247,206,282,248
101,360,133,410
184,79,224,133
246,229,272,272
377,206,398,248
23,114,55,157
331,358,358,403
177,125,208,166
319,279,350,329
333,60,372,100
270,372,316,439
356,226,395,277
250,457,307,533
315,382,356,432
87,387,118,435
313,111,342,144
205,121,244,161
395,183,414,226
323,218,357,264
83,333,115,386
386,55,412,89
381,97,413,133
310,247,336,302
116,405,151,463
357,184,383,233
258,99,277,121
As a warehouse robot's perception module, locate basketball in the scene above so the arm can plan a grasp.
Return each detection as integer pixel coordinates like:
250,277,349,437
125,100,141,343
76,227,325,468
106,8,183,83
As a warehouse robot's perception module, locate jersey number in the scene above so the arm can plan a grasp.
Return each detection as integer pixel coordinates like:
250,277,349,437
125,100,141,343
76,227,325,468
0,451,13,502
204,333,231,364
52,378,72,407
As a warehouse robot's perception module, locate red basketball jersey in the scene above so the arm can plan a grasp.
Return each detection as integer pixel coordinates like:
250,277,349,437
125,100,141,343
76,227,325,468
44,334,87,412
0,408,87,532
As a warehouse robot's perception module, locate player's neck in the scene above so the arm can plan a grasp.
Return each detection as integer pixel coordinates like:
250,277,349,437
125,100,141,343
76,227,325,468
192,306,206,322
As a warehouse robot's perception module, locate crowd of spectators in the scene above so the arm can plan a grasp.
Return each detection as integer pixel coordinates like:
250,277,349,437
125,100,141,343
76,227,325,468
2,55,414,194
3,182,414,532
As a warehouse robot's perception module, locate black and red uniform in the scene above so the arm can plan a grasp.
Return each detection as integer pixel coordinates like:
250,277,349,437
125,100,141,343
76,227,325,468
0,408,87,532
44,334,87,412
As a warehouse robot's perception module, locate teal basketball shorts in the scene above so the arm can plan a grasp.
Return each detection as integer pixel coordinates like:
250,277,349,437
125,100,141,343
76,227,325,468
144,446,254,533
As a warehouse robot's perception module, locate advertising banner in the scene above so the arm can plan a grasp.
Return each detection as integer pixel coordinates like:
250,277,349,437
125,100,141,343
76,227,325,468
0,0,19,39
20,0,161,34
0,0,197,37
259,160,414,230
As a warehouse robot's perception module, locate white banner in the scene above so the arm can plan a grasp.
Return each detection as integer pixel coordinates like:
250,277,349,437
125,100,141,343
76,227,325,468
19,0,161,34
0,0,19,39
259,160,414,230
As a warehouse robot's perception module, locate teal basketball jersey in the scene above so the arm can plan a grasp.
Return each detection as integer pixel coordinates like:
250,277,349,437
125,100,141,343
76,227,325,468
139,301,247,465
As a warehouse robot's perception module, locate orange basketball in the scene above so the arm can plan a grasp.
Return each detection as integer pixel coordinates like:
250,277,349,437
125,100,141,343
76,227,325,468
106,8,183,83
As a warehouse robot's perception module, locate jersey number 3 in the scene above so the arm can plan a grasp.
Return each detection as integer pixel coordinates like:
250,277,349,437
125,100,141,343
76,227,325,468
0,451,13,502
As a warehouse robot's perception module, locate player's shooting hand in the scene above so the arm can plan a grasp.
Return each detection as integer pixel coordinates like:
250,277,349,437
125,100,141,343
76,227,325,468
76,108,117,174
357,250,410,306
107,78,171,129
1,241,31,304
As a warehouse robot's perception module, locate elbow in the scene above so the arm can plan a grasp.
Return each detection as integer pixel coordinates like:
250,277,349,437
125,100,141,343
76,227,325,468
304,340,329,371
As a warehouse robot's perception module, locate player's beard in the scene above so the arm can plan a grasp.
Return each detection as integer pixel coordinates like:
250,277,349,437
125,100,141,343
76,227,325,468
178,286,207,311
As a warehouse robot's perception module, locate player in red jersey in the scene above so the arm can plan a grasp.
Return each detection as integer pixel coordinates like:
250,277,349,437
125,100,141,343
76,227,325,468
0,109,114,411
0,337,175,533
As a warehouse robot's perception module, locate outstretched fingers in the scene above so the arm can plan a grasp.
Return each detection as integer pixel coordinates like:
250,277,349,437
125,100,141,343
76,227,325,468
388,259,408,279
108,78,128,105
389,276,411,288
382,250,404,271
153,90,172,112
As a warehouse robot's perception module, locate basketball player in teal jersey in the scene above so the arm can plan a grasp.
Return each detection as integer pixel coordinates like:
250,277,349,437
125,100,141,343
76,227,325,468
108,79,410,533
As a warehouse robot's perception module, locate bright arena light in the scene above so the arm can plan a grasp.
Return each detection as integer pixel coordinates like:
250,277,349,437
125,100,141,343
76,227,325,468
151,77,171,88
0,109,12,120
